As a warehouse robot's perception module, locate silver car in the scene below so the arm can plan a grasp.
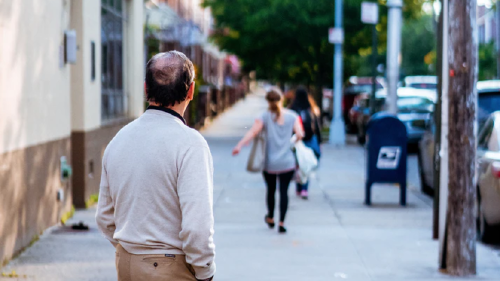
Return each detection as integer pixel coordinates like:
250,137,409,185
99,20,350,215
418,112,500,243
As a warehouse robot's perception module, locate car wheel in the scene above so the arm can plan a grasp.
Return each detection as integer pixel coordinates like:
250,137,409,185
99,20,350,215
478,190,500,244
417,149,433,196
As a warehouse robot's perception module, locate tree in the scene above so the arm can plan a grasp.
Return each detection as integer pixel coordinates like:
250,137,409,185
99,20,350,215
202,0,427,98
401,14,436,76
478,42,497,80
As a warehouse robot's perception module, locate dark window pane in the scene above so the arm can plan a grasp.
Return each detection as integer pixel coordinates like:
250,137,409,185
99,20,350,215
91,42,96,81
101,0,124,120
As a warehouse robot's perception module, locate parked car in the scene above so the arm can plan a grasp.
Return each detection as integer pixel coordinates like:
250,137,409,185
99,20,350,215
355,88,435,144
419,80,500,194
404,76,438,90
343,76,385,133
418,80,500,243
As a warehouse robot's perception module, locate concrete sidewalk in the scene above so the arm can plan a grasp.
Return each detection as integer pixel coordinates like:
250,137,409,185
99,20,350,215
2,89,500,280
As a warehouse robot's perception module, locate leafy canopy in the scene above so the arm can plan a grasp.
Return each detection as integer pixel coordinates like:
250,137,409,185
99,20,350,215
203,0,427,86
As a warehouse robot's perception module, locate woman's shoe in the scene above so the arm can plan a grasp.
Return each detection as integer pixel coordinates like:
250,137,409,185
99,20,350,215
301,190,308,200
265,215,275,229
278,225,287,233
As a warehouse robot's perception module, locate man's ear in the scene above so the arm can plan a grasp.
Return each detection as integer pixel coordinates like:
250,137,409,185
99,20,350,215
187,82,195,101
144,82,147,97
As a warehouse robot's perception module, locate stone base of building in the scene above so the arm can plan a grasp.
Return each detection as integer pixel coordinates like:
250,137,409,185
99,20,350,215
71,119,132,209
0,138,73,264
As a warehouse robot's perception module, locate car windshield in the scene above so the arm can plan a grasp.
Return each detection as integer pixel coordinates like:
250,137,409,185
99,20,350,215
397,97,434,111
478,92,500,115
478,91,500,125
345,84,383,94
408,83,437,90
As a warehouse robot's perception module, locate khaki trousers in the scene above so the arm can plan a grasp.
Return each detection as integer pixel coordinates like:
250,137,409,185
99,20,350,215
116,244,197,281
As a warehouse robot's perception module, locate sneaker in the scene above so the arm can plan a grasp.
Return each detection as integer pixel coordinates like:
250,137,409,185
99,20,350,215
300,190,308,200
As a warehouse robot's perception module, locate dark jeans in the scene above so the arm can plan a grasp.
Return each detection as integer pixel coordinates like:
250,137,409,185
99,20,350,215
296,181,309,193
263,170,295,223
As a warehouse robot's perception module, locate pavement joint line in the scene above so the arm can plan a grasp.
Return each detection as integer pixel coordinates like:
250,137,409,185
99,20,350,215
317,177,375,281
213,183,228,211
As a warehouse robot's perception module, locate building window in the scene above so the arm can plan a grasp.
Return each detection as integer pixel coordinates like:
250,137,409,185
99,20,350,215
479,25,486,44
101,0,125,121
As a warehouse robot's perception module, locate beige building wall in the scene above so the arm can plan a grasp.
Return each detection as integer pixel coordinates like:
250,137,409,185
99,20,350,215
0,0,144,263
0,0,73,264
71,0,144,208
0,0,72,155
70,0,102,132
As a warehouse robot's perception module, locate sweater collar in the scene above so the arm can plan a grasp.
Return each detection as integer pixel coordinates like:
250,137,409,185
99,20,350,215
147,105,186,125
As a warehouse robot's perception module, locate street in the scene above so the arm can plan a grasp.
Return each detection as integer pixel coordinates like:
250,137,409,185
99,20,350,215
2,90,500,280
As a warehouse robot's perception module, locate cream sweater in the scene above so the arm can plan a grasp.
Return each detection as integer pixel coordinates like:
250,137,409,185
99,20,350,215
95,109,216,280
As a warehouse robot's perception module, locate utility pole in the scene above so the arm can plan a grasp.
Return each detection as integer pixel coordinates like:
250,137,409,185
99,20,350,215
329,0,346,145
433,0,443,241
496,0,500,78
443,0,477,276
370,23,378,115
386,0,402,114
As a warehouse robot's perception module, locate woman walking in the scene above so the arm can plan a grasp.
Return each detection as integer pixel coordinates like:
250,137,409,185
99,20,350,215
232,88,303,233
290,87,322,200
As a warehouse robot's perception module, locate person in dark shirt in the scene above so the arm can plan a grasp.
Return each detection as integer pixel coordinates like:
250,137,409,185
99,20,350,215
290,87,322,199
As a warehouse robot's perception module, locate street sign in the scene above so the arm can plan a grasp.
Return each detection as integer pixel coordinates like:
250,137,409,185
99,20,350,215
328,28,344,44
361,2,379,25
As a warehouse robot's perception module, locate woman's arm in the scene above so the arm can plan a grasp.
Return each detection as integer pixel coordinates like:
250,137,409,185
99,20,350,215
293,117,305,141
232,119,264,156
314,115,322,144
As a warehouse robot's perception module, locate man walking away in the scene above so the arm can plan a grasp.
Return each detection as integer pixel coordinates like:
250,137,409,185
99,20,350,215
96,51,215,281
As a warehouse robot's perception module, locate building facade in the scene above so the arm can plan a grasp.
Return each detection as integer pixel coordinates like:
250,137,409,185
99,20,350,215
145,0,246,128
0,0,144,264
477,4,496,44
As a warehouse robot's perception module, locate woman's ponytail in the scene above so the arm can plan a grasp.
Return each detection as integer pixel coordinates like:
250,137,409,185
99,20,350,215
266,89,282,121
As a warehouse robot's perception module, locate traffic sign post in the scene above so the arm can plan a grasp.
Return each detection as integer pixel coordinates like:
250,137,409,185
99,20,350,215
361,2,379,24
361,1,379,115
329,28,344,44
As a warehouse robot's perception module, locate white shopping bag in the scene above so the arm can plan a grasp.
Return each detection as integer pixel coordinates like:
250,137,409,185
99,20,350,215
291,136,318,184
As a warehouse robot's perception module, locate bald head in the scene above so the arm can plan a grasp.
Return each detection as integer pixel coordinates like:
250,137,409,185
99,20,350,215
145,51,195,107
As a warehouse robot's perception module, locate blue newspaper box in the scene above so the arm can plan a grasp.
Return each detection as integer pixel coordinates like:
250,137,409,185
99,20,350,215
365,112,408,206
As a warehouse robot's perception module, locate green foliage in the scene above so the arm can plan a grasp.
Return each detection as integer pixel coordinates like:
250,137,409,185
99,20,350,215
401,14,436,76
61,205,76,224
85,194,99,209
146,37,160,62
479,42,497,81
203,0,426,89
190,64,208,126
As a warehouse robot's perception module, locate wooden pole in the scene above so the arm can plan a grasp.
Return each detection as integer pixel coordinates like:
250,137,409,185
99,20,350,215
433,0,443,241
445,0,477,276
